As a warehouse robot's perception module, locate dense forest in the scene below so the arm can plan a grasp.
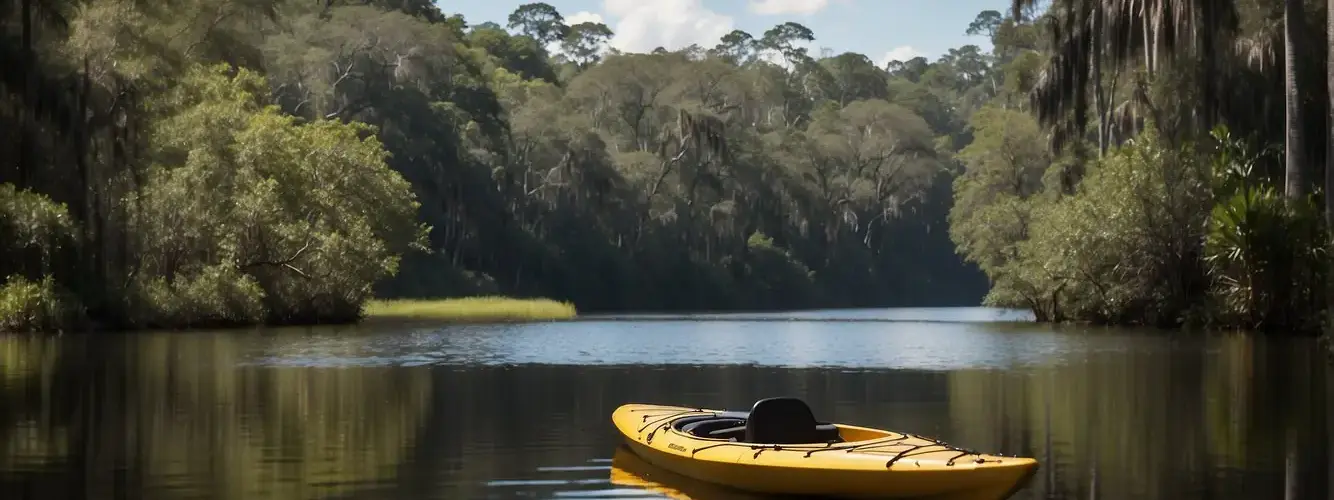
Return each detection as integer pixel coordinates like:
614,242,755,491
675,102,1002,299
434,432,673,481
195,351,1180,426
2,0,1333,334
0,0,991,331
950,0,1334,334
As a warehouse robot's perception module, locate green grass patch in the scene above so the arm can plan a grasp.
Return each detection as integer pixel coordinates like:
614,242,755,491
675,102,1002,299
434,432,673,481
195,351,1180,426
362,297,577,323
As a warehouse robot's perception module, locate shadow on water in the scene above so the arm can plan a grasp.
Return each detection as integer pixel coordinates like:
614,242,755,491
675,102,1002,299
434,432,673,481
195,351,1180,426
0,308,1331,499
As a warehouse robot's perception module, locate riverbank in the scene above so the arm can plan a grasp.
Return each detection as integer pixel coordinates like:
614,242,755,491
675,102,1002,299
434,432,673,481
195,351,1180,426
361,297,578,323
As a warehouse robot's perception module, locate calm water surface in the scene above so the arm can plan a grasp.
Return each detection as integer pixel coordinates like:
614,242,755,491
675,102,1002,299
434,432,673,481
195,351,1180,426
1,307,1331,499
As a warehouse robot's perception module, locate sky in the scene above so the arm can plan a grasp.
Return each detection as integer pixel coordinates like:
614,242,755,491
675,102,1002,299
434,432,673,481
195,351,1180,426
439,0,1008,68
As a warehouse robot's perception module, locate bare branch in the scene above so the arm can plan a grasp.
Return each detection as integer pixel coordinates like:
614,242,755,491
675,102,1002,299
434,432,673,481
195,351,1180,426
240,239,315,279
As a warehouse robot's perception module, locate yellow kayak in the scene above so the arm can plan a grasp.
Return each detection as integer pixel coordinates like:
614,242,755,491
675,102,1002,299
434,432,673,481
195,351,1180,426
611,398,1038,500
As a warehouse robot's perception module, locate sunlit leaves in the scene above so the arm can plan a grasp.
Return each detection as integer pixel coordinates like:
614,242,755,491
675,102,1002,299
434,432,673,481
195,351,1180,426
62,0,278,83
1014,129,1211,324
468,24,559,82
948,105,1054,309
0,185,74,250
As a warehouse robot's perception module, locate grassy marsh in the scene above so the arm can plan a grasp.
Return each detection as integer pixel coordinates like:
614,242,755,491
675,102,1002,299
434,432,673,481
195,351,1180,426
362,297,577,323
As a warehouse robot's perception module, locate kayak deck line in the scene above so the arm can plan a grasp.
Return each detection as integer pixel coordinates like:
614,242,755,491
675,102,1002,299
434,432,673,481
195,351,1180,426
678,424,994,468
633,408,707,433
627,404,1008,468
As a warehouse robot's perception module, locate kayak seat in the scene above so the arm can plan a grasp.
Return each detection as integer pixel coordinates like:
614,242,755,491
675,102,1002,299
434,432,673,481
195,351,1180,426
744,397,843,445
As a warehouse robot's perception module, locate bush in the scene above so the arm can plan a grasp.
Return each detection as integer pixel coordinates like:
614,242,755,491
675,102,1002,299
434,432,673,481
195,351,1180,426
0,276,84,332
1202,127,1327,333
1011,128,1212,326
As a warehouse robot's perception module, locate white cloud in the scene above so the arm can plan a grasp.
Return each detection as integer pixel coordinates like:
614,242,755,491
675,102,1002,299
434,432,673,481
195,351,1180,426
747,0,831,16
879,45,925,67
598,0,734,53
565,11,605,25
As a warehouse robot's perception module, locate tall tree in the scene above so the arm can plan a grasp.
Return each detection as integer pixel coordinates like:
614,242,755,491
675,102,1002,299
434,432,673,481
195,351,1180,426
712,30,758,64
1328,0,1334,224
506,2,567,48
561,21,613,67
1284,0,1307,200
1012,0,1241,155
967,10,1004,39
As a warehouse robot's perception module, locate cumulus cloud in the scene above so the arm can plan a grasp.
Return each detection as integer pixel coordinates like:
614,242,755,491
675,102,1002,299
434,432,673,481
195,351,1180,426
564,10,605,25
879,45,925,67
747,0,831,16
598,0,735,53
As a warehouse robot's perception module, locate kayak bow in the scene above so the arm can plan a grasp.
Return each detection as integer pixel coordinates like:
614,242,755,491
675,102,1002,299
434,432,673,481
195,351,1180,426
611,398,1038,500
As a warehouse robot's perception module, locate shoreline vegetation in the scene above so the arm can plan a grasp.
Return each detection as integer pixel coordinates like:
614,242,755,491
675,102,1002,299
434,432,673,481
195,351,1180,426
362,297,578,323
4,0,1334,338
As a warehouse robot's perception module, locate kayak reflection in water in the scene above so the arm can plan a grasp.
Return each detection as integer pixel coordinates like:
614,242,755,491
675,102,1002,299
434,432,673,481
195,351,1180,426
609,444,765,500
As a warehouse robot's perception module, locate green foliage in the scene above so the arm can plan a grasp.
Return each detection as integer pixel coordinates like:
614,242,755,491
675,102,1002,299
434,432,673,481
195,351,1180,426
0,184,75,263
0,276,83,332
561,22,613,67
128,265,266,328
735,232,820,310
1017,129,1212,325
949,105,1052,292
506,2,567,47
950,115,1327,332
0,187,80,331
938,0,1334,334
132,64,426,327
1203,127,1327,332
24,0,1329,335
12,0,1120,332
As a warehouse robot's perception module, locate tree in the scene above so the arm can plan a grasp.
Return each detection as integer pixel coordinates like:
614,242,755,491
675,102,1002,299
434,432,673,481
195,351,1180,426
561,21,613,67
886,57,930,81
817,52,888,106
1011,0,1241,154
713,30,758,64
1327,0,1334,244
759,22,816,66
966,10,1004,39
1283,0,1307,200
506,2,567,48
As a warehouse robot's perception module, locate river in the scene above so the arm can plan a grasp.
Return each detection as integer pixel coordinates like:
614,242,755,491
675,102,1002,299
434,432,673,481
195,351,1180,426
0,307,1330,499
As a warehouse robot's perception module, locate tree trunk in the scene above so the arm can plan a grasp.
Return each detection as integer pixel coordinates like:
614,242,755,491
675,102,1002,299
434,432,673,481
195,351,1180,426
1284,0,1307,200
19,0,33,188
1326,0,1334,332
1093,7,1107,156
1328,0,1334,222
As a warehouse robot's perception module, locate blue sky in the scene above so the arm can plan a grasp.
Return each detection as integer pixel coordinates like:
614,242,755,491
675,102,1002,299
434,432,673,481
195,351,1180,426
438,0,1008,67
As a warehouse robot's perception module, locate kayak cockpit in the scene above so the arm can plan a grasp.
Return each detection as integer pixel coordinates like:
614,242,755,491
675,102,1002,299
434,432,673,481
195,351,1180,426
672,397,846,445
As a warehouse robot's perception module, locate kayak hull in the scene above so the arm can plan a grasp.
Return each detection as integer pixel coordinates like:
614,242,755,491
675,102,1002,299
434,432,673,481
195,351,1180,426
612,403,1038,500
610,444,763,500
